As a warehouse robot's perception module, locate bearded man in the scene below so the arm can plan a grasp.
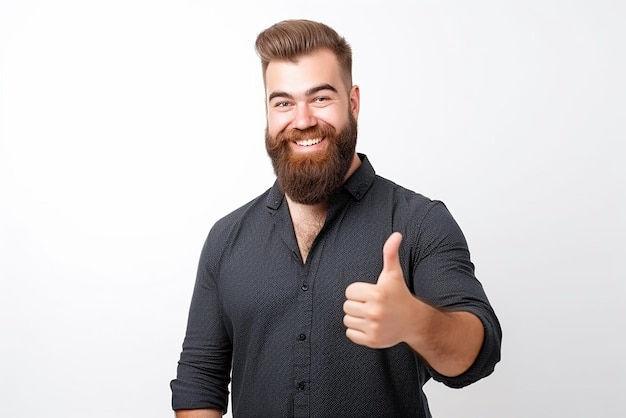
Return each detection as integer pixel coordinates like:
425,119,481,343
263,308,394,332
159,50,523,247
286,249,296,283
171,19,502,418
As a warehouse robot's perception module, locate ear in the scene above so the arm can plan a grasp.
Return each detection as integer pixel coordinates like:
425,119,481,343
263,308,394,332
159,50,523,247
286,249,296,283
350,85,360,120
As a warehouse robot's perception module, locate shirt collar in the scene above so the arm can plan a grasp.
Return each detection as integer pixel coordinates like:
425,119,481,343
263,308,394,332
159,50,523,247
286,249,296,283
343,153,375,201
266,153,376,210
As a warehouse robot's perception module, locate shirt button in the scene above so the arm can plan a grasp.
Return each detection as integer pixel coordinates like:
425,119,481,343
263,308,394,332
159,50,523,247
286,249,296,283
298,333,306,341
297,382,306,391
301,283,309,291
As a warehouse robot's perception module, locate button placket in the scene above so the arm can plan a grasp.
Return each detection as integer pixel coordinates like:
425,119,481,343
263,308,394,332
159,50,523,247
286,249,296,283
294,267,313,416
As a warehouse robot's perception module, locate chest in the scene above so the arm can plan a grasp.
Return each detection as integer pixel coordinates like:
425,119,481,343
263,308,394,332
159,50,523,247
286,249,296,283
214,223,387,336
289,204,327,262
292,215,324,262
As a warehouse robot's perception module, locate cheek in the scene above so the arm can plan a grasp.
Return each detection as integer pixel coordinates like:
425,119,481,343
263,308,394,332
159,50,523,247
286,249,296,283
267,112,292,137
316,107,348,130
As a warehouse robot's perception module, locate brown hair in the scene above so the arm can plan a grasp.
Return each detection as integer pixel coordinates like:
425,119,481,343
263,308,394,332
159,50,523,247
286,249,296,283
255,19,353,90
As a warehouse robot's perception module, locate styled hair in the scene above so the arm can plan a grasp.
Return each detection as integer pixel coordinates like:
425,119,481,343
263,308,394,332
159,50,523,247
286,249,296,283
255,19,353,90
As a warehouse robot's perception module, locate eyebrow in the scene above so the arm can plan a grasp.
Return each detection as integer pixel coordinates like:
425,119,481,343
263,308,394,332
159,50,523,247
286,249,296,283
268,83,339,102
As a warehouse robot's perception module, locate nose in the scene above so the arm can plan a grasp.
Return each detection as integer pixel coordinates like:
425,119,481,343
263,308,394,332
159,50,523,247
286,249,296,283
292,104,317,130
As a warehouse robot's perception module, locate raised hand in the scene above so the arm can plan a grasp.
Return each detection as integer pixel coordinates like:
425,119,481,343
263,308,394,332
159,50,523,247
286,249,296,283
343,231,485,376
343,232,422,349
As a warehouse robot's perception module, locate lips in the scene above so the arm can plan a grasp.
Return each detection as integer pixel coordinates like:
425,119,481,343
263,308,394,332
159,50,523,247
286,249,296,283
295,137,324,146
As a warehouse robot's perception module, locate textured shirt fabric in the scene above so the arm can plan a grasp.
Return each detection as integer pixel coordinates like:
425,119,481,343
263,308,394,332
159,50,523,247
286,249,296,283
171,154,502,418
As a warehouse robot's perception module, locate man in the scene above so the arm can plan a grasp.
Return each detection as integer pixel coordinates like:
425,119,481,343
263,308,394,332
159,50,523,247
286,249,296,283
171,19,501,418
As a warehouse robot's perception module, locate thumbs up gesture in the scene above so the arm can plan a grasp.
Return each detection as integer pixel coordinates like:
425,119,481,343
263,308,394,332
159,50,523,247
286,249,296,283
343,232,485,377
343,232,424,349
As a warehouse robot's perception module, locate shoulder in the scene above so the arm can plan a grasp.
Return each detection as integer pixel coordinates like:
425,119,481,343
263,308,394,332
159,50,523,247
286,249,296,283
210,188,272,239
369,174,465,242
372,174,444,219
198,188,273,263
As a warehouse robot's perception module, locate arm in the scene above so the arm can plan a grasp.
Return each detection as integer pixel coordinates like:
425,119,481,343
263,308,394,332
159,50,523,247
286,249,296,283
175,409,223,418
343,232,484,377
399,298,484,377
171,229,232,412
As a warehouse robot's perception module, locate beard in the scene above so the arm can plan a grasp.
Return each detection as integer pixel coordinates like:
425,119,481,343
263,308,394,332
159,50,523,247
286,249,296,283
265,113,358,205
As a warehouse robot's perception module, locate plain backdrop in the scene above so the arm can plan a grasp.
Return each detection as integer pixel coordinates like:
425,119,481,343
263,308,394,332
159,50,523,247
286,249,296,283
1,1,624,417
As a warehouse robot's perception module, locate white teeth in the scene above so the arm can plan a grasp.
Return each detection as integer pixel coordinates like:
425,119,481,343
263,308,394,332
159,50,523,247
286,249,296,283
295,138,323,146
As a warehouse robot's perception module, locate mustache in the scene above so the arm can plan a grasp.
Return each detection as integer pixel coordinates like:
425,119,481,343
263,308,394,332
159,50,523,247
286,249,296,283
275,124,337,144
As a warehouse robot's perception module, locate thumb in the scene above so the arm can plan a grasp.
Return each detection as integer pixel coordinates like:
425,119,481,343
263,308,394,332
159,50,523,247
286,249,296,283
379,232,403,282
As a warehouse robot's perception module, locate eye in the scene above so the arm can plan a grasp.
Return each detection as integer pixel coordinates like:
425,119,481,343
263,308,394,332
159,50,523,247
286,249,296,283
274,101,292,108
314,96,329,103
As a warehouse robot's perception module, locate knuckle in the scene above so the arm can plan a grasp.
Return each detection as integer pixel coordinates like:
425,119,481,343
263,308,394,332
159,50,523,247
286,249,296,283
369,305,384,322
371,321,382,335
371,288,388,303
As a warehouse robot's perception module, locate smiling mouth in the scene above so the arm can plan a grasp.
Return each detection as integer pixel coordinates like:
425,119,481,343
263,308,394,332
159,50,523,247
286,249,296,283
294,137,324,147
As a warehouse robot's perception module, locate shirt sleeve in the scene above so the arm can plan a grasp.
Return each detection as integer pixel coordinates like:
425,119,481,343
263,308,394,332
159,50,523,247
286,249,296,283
170,226,233,411
409,201,502,388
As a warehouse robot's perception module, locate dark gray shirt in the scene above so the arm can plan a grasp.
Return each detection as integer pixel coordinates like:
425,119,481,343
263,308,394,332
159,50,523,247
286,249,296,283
171,154,501,418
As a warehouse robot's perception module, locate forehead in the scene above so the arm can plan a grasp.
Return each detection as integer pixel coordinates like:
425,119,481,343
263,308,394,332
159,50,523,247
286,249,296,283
265,49,344,95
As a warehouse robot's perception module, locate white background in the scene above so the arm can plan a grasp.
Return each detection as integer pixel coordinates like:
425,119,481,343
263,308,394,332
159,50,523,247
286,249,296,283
1,1,624,417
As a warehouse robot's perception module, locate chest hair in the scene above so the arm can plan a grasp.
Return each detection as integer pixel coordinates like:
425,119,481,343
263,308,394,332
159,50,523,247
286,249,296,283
292,214,325,263
286,197,328,262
